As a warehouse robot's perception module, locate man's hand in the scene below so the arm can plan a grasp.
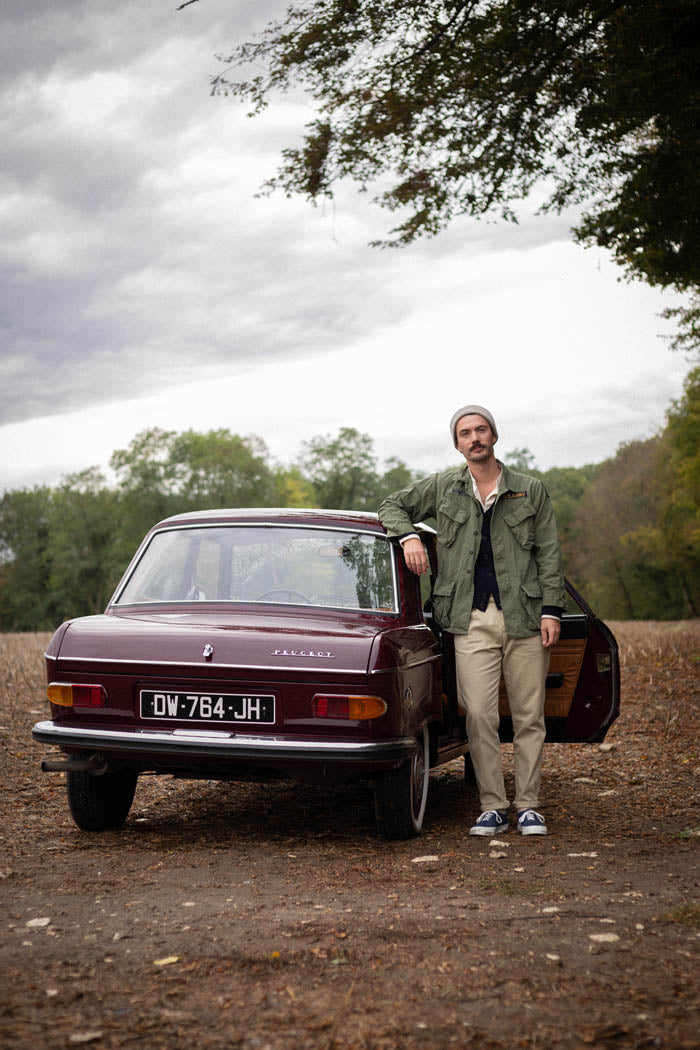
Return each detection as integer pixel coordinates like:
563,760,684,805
402,537,429,575
541,617,561,648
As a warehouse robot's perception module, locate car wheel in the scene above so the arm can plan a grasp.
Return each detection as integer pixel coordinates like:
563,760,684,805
66,766,138,831
373,725,429,840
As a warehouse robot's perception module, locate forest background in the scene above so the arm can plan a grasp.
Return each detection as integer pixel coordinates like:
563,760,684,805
1,363,698,631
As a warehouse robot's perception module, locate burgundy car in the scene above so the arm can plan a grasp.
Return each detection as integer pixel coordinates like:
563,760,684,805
33,508,619,838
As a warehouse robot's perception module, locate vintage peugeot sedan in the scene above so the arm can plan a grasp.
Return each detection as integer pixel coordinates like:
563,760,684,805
33,508,619,838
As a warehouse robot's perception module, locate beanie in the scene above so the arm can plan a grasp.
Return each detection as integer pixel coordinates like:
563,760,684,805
450,405,498,446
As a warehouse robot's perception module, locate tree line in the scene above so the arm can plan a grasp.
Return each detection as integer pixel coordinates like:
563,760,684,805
1,367,699,630
0,427,416,631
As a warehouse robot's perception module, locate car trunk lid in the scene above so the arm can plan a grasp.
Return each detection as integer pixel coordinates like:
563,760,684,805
52,610,388,677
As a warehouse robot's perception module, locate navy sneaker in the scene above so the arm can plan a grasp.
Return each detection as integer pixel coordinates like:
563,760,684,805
517,809,548,836
469,809,509,836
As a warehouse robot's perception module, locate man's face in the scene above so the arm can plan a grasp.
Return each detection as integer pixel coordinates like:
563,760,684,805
455,414,496,465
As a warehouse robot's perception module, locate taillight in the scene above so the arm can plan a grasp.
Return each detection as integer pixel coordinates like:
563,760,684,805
47,683,106,708
311,694,387,720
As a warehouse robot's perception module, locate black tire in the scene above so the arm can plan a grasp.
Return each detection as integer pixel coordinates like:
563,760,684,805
464,750,478,785
374,726,430,840
66,768,138,831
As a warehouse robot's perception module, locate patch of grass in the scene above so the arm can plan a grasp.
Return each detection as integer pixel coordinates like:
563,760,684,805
608,620,700,667
0,631,53,724
675,827,700,840
659,903,700,928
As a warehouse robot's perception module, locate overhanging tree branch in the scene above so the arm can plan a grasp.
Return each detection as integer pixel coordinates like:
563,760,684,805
213,0,700,347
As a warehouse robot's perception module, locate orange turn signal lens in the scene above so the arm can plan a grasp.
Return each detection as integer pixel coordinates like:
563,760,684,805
47,684,73,707
47,683,106,708
311,694,387,720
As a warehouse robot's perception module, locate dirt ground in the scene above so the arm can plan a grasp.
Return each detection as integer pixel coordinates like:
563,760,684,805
1,622,699,1050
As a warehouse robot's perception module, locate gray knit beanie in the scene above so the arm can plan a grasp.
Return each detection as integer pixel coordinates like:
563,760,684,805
450,405,498,446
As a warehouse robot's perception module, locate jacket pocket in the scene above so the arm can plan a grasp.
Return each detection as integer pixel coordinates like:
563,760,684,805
519,580,542,630
431,576,456,627
503,501,536,549
436,498,470,548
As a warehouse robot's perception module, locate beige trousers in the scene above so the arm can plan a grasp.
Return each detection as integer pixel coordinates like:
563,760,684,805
454,597,549,812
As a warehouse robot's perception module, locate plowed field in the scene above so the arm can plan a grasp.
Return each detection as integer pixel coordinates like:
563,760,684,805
1,623,699,1050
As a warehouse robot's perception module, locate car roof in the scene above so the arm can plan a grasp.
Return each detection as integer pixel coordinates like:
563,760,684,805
154,507,385,530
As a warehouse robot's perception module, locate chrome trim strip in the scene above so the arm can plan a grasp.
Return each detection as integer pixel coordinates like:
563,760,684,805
50,654,441,673
52,656,368,674
108,600,399,615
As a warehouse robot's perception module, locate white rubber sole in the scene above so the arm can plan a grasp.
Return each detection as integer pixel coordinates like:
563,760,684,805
469,824,509,836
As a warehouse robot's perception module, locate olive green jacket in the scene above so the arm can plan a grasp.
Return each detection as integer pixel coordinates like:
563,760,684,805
378,462,565,638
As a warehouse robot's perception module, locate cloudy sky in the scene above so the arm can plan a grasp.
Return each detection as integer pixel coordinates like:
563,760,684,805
0,0,691,494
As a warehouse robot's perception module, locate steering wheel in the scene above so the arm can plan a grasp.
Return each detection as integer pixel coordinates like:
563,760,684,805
256,589,310,604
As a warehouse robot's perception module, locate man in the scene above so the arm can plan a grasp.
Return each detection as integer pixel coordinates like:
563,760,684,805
378,405,565,837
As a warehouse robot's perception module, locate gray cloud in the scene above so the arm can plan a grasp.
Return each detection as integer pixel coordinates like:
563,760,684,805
1,0,270,83
0,0,584,428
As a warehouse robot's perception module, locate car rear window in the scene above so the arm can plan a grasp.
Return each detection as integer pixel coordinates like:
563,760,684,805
114,525,397,613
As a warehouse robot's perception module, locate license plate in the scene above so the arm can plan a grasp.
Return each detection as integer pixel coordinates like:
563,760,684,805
140,691,275,724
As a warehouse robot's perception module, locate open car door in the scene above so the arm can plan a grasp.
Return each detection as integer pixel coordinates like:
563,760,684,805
501,579,620,743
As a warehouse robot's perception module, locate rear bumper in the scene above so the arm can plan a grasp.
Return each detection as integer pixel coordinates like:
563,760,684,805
31,720,418,765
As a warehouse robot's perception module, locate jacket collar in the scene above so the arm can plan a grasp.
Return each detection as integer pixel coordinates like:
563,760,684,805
457,459,505,489
455,460,533,502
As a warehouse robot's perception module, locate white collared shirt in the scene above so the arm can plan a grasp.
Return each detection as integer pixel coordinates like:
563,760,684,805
470,468,502,511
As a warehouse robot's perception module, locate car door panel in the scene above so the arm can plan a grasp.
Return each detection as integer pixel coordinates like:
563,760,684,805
498,582,619,742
